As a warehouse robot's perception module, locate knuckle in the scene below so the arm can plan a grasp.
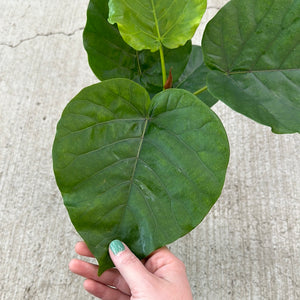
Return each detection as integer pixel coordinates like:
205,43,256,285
111,276,121,288
119,251,138,266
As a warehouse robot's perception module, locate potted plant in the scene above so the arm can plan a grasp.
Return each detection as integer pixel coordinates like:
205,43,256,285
52,0,300,274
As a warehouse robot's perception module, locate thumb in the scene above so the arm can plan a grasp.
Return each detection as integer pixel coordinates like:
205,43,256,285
109,240,153,289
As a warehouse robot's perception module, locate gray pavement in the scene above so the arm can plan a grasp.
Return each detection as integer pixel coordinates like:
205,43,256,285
0,1,299,299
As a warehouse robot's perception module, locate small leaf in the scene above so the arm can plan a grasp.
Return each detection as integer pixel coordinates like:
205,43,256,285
83,0,191,93
108,0,207,51
52,79,230,274
174,45,218,107
202,0,300,133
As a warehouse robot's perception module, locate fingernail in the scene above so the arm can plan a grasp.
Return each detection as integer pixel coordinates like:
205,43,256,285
109,240,125,255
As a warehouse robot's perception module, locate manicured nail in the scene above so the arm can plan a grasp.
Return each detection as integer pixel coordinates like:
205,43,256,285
109,240,125,255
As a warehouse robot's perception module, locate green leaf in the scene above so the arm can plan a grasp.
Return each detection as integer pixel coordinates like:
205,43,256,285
108,0,207,51
202,0,300,133
83,0,191,93
174,45,218,107
52,79,229,274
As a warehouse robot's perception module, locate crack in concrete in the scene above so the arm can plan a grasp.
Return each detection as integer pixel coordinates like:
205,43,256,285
0,4,222,49
0,4,222,50
0,27,84,48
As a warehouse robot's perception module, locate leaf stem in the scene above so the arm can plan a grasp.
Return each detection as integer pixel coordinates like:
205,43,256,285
159,45,167,88
193,86,208,96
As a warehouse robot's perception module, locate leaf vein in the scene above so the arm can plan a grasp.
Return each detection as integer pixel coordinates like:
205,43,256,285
138,158,190,230
150,123,220,185
143,138,213,198
60,118,145,136
227,0,276,72
228,68,300,75
57,137,141,170
132,181,159,233
250,2,296,71
280,71,300,92
72,157,136,191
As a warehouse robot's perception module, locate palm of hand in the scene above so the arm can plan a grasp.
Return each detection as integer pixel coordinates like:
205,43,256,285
69,241,193,300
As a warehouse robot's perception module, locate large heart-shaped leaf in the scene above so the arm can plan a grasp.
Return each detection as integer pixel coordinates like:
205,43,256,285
52,79,229,273
174,45,218,107
202,0,300,133
83,0,191,93
108,0,207,51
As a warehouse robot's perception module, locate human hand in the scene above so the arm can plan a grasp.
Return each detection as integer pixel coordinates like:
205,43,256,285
69,240,193,300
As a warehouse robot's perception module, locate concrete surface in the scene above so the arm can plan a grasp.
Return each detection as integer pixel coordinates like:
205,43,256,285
0,0,299,299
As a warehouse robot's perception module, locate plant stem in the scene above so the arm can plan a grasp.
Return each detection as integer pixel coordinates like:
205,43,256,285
193,86,208,96
150,0,166,88
136,51,142,76
159,45,167,88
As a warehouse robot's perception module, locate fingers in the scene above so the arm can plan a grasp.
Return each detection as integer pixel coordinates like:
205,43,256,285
75,241,94,257
109,240,155,290
69,259,101,283
72,241,192,299
83,279,130,300
144,246,184,274
69,259,130,295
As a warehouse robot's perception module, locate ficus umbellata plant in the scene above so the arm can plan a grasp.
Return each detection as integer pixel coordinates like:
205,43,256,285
52,0,300,274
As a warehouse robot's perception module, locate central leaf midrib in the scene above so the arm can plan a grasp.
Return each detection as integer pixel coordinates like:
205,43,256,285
150,0,162,43
128,117,150,196
226,67,300,75
115,116,150,239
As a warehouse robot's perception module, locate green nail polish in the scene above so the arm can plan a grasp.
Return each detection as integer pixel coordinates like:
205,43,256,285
109,240,125,255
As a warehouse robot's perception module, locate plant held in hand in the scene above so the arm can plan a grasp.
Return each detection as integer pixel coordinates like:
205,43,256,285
52,0,300,274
